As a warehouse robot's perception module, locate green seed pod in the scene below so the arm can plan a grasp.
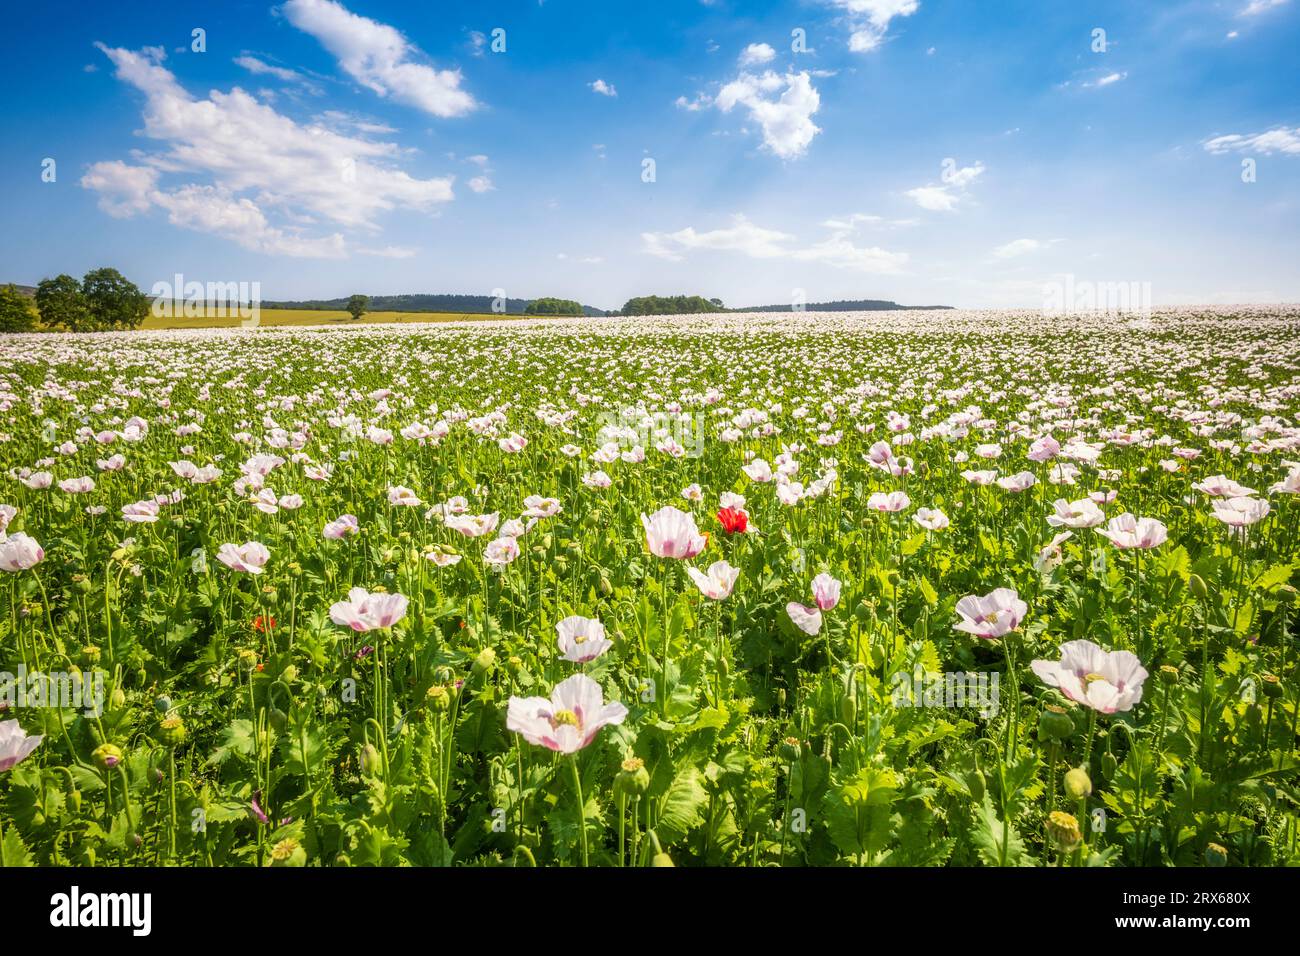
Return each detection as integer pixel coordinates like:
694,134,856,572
426,685,451,712
1158,664,1180,685
1046,811,1082,851
779,736,801,762
1038,704,1074,741
268,838,307,867
80,645,102,665
159,715,187,747
614,757,651,797
154,695,173,714
1064,766,1092,800
506,655,523,677
1204,842,1228,867
1259,673,1282,700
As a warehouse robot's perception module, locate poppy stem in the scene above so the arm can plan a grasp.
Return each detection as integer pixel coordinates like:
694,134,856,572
569,754,588,866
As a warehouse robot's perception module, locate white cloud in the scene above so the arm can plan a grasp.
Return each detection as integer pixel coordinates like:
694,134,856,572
467,175,494,193
82,44,454,257
282,0,476,118
642,214,907,273
1203,126,1300,155
234,55,308,85
589,78,617,97
1085,71,1127,88
905,185,958,211
905,161,984,211
358,245,417,258
714,70,822,159
831,0,920,53
992,238,1044,259
739,42,776,66
1241,0,1289,15
80,160,158,217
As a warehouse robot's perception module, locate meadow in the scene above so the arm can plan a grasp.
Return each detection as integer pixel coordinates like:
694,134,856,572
0,307,1297,867
140,308,504,330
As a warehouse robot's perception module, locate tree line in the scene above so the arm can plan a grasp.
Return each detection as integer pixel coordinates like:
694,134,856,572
0,268,149,333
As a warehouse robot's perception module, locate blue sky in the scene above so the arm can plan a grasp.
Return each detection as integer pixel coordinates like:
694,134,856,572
2,0,1297,310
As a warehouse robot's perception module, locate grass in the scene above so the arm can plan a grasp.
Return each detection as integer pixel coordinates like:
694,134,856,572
140,308,511,330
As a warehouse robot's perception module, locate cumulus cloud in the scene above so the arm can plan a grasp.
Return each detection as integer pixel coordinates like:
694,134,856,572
282,0,476,118
828,0,920,53
1203,126,1300,155
992,238,1044,259
642,214,907,273
80,44,455,257
589,78,617,97
467,175,494,193
905,161,984,211
714,70,822,159
738,42,776,66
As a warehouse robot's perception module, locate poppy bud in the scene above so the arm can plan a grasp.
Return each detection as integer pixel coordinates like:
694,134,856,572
110,687,126,709
1101,751,1118,778
473,647,496,676
1189,573,1209,601
93,743,124,769
360,743,382,777
1046,811,1082,851
154,695,173,714
1204,842,1228,867
839,696,857,726
598,575,613,596
1038,704,1073,740
269,708,288,733
652,850,675,867
1064,767,1092,800
281,664,298,683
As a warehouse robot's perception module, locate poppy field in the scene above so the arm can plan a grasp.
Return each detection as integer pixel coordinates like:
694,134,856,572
1,307,1298,868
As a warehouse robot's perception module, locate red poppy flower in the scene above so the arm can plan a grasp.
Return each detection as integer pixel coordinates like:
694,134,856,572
717,507,748,535
252,615,277,633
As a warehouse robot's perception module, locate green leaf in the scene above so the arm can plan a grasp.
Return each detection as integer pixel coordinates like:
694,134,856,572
654,767,709,845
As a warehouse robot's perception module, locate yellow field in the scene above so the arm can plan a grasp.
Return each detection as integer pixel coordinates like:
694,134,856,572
141,308,511,330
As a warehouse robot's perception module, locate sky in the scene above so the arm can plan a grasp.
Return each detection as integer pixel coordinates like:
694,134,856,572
1,0,1298,311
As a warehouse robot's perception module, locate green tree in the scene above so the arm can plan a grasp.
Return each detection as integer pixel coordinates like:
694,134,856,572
347,294,370,320
525,297,583,316
0,285,37,333
35,274,90,331
82,268,148,330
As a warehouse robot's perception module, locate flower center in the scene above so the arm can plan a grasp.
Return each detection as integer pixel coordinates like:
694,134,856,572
551,709,578,727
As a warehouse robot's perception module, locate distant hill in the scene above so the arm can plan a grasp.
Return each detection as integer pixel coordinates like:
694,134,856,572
4,284,36,298
265,293,607,317
731,298,952,312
